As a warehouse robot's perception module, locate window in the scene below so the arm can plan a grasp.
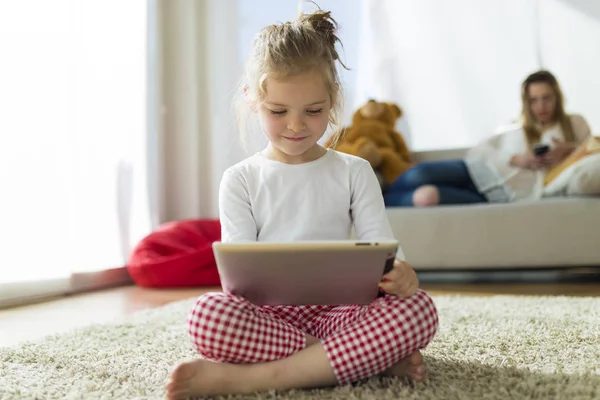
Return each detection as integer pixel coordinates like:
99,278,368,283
0,1,151,306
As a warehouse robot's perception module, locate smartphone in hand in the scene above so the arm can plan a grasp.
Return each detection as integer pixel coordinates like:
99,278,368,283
533,144,550,156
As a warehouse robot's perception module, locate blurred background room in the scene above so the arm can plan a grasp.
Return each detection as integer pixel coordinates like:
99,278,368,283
1,0,599,341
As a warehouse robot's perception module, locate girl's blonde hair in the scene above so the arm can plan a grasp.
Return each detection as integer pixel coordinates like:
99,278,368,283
235,8,348,145
521,70,574,147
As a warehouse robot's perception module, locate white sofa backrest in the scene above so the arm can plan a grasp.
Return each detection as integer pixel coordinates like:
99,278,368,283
412,148,468,162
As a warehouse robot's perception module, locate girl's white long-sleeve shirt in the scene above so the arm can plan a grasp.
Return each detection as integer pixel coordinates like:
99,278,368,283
218,148,405,259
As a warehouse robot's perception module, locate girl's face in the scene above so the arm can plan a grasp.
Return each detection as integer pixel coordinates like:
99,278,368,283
527,82,557,125
257,70,331,164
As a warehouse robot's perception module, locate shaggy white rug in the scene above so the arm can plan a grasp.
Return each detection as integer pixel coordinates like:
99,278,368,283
1,295,599,399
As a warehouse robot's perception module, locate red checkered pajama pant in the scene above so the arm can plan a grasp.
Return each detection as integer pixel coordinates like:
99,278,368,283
186,289,438,385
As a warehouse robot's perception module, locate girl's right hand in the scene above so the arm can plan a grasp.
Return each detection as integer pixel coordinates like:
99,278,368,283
510,153,547,170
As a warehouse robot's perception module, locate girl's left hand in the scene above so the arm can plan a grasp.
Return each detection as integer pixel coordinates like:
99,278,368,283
378,259,419,298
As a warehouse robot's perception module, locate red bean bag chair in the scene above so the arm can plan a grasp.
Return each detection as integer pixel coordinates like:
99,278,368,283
127,219,222,288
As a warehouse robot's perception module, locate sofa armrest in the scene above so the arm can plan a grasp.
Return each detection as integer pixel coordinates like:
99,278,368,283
412,148,468,163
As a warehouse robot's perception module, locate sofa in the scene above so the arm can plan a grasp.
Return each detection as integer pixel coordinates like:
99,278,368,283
386,148,600,270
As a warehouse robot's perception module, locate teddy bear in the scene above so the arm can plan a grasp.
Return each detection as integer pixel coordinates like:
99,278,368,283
326,99,412,187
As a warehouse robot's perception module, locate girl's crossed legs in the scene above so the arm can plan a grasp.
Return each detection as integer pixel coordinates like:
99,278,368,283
166,290,439,399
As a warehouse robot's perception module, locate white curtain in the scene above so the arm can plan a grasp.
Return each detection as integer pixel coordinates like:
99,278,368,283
155,0,246,222
538,0,600,133
354,0,540,151
354,0,600,151
0,1,152,307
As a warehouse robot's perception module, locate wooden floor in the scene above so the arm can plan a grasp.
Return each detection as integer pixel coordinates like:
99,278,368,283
1,281,599,348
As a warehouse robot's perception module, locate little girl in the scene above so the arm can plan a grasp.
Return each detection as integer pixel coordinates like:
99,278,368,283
166,9,439,399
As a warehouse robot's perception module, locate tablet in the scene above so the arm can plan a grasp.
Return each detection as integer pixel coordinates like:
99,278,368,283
212,240,398,306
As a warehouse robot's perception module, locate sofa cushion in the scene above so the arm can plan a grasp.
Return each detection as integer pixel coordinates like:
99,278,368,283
544,153,600,197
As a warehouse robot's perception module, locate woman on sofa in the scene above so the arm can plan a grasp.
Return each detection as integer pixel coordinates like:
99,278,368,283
383,70,593,207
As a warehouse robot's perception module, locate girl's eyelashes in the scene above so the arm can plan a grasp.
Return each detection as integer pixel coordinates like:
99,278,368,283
267,108,323,115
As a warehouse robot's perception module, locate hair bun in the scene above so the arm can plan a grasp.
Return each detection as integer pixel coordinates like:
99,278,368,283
302,10,339,48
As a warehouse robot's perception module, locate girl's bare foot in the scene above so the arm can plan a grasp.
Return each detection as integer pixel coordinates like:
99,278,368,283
166,342,335,399
383,351,426,382
165,359,240,399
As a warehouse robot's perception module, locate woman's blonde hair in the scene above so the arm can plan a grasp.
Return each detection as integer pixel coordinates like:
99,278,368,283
235,7,348,145
521,70,574,147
